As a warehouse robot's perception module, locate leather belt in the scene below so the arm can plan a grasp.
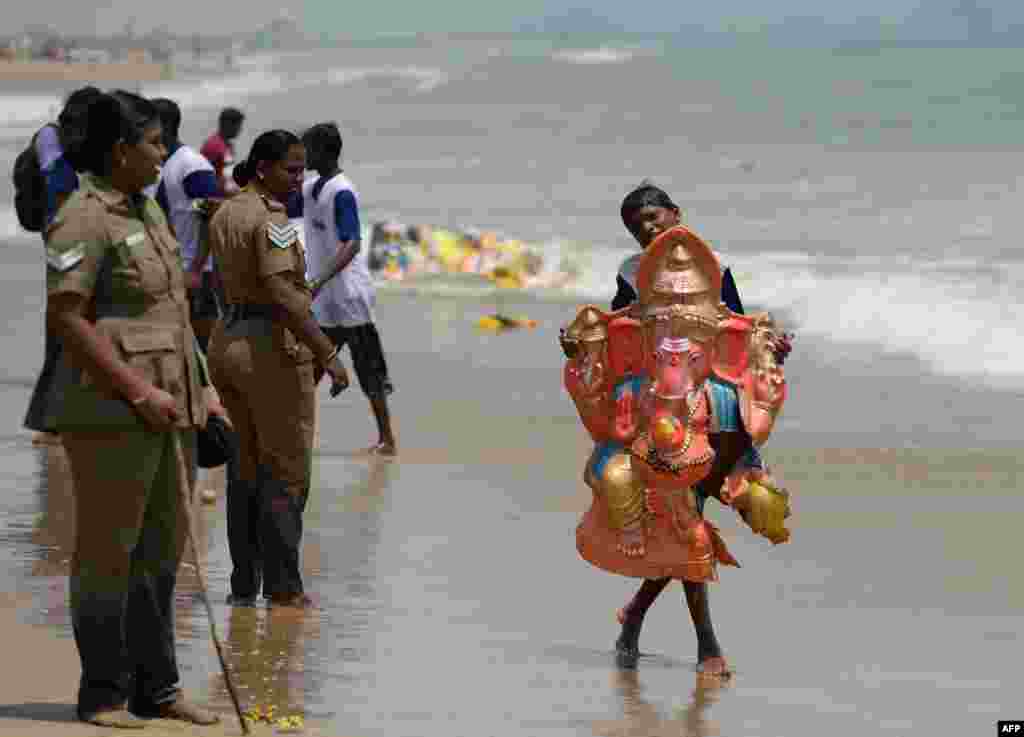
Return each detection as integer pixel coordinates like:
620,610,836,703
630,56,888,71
225,303,278,323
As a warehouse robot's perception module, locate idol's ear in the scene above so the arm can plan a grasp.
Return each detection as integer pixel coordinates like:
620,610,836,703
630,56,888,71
711,315,753,384
561,304,609,358
606,316,644,382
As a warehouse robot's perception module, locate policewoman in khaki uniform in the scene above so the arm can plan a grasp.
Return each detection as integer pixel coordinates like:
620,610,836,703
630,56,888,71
45,92,227,729
207,129,348,608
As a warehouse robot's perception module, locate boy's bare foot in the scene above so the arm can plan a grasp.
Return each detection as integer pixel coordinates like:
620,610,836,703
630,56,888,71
696,655,731,677
370,441,397,456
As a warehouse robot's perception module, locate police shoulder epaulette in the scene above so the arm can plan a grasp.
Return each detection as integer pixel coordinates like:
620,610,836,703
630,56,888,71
262,195,285,212
267,221,299,249
142,198,167,226
46,242,87,273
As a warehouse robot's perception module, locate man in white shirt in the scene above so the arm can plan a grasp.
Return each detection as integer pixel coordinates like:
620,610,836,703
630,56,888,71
302,123,397,455
152,98,223,351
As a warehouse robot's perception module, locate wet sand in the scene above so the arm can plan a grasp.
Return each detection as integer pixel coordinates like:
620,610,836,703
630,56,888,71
1,278,1022,735
0,60,171,83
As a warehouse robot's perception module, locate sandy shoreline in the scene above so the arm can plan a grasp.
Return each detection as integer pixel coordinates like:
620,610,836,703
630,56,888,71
0,596,322,735
0,60,173,84
1,441,1022,736
0,281,1021,735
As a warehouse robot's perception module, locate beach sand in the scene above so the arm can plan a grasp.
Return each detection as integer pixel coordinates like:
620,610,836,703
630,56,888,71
0,60,172,84
0,267,1022,735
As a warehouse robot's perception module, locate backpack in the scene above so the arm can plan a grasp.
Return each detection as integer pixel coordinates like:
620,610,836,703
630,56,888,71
12,126,52,233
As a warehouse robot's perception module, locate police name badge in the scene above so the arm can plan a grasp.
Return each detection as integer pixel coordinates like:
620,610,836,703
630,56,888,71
46,243,86,273
267,222,298,249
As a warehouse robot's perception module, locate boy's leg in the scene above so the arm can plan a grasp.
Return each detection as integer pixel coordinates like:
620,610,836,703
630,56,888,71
368,394,396,454
676,431,749,678
611,432,748,669
683,581,729,675
346,323,397,454
615,577,671,664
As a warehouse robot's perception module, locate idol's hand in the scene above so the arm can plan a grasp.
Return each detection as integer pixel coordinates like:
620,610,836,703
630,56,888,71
773,333,794,365
752,366,786,408
613,391,637,440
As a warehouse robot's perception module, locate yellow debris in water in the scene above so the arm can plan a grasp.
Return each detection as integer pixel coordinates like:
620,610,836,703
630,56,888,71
243,704,305,730
475,314,537,331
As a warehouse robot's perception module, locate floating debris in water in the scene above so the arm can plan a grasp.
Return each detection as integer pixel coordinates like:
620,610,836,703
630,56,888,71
476,314,538,331
243,703,305,732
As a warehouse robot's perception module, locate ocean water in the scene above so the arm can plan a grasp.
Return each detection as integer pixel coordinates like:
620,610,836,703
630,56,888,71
2,36,1022,389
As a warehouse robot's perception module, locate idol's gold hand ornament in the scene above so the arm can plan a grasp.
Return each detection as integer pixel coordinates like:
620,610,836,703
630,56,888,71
728,471,792,545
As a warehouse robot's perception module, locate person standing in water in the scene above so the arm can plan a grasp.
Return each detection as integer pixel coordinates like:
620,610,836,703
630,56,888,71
206,129,350,608
302,122,397,455
44,90,226,727
607,182,791,676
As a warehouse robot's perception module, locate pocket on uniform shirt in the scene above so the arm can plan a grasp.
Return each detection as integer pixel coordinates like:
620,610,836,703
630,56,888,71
111,232,170,298
118,330,184,396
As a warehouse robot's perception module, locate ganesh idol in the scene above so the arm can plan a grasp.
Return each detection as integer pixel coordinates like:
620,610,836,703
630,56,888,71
560,225,792,586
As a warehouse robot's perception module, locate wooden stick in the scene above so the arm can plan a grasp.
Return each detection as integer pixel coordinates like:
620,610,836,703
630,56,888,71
173,432,250,735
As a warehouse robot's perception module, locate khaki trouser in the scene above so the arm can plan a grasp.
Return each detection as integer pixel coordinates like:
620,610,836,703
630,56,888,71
63,428,196,713
207,318,315,496
207,317,316,598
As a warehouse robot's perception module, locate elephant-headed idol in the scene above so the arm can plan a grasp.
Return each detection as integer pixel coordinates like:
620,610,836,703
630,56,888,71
563,225,791,582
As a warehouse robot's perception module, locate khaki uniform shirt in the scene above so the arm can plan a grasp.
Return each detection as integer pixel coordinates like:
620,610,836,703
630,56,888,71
208,188,309,306
208,186,314,362
45,175,209,430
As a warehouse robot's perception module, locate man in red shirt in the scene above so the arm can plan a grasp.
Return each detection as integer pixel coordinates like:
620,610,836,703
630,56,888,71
200,107,245,197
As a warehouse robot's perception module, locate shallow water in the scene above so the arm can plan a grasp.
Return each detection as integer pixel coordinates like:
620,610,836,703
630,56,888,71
1,293,1023,735
4,41,1024,390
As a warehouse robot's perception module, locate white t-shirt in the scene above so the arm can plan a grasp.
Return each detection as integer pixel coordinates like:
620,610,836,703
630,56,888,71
158,145,216,272
618,252,642,294
302,172,373,327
